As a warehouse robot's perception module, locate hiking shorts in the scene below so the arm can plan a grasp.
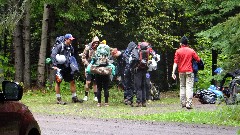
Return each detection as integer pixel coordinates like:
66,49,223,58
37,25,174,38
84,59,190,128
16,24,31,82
58,67,74,82
86,73,96,82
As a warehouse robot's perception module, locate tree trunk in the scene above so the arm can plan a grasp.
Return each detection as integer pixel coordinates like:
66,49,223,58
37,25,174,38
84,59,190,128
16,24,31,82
23,0,31,88
48,6,56,85
37,3,50,88
13,20,24,82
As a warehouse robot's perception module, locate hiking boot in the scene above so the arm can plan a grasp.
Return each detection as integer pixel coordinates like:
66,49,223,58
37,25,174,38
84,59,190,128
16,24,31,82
186,101,192,109
142,102,146,107
124,99,128,105
83,96,88,101
135,102,142,107
56,97,66,105
127,101,134,107
181,104,186,108
94,97,98,102
72,96,84,103
104,103,109,107
97,103,101,107
186,104,192,109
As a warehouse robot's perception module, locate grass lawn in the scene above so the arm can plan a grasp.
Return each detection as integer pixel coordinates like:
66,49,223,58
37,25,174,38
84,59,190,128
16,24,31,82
21,86,240,128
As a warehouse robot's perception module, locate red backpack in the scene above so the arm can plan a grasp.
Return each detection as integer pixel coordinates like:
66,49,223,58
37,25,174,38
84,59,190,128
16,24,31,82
137,42,153,69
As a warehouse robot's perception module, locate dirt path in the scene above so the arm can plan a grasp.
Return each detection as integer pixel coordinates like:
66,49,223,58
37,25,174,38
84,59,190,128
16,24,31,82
34,113,239,135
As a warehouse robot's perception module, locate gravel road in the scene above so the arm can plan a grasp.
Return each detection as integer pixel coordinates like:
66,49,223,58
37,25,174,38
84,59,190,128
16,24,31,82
34,113,239,135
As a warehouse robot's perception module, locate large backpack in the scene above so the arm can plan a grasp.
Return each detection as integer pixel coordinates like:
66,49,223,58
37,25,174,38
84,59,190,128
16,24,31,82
122,42,137,64
94,44,111,66
87,44,116,75
51,36,65,53
46,36,65,65
131,42,153,69
149,82,160,100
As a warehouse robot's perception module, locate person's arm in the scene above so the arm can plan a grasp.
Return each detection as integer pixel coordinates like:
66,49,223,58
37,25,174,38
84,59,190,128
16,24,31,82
172,63,177,80
81,46,89,66
192,50,200,62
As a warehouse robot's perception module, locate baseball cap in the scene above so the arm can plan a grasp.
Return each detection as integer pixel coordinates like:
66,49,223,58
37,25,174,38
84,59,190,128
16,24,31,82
64,34,75,40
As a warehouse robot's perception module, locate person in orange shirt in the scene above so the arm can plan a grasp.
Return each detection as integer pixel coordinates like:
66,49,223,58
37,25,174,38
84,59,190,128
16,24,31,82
172,36,200,109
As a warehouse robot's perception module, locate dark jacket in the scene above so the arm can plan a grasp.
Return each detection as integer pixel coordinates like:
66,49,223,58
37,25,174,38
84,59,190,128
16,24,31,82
51,43,74,68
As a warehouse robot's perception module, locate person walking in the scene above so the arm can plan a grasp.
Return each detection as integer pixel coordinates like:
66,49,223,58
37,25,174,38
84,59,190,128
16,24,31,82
131,42,156,107
81,36,100,101
172,36,200,109
51,34,83,105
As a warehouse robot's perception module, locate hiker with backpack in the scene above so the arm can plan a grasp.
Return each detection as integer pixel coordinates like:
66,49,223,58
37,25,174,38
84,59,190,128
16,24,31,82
51,34,83,105
171,36,201,109
119,42,138,106
130,41,156,107
86,42,115,107
80,36,100,101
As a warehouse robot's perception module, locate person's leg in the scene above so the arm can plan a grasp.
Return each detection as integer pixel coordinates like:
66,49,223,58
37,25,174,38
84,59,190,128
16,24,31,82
145,73,151,101
70,80,76,93
84,73,92,101
55,68,66,105
124,66,134,105
103,75,110,106
134,70,142,106
92,76,98,101
186,72,194,109
96,75,102,106
64,70,83,103
142,70,147,106
179,73,187,107
55,82,66,105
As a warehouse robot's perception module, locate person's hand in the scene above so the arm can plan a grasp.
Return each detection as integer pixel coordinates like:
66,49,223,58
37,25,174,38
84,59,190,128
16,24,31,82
172,73,176,80
84,61,89,67
52,66,58,70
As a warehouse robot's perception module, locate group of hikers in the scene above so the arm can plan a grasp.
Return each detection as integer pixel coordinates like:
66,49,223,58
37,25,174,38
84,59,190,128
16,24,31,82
50,33,161,107
51,33,240,109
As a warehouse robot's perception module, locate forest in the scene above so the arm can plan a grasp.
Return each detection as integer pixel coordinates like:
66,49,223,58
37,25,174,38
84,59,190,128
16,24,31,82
0,0,239,91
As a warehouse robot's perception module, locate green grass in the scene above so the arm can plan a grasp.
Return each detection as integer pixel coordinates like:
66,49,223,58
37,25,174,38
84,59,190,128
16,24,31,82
21,85,240,127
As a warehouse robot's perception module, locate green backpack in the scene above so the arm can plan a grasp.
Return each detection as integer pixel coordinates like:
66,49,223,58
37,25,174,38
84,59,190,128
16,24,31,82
86,44,115,75
94,44,110,66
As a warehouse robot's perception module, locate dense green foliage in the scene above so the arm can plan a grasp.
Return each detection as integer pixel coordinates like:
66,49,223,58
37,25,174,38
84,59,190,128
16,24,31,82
0,0,240,90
